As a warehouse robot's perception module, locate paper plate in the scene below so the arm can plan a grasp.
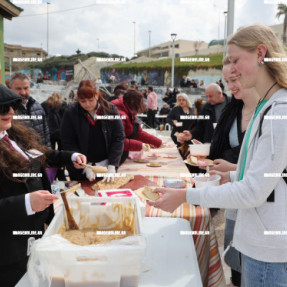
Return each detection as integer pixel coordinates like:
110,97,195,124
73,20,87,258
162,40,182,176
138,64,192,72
184,158,214,167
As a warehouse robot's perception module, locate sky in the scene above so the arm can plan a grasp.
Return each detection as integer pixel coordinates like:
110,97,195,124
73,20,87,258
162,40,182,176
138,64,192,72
4,0,287,58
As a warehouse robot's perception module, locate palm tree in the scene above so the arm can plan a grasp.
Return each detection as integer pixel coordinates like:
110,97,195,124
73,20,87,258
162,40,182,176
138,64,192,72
276,3,287,44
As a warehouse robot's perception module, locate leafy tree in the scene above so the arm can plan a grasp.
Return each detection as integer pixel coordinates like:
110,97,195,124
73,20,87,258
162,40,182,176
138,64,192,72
276,3,287,43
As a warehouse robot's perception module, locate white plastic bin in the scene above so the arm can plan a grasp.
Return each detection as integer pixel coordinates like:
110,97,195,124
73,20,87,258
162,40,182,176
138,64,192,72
29,196,146,287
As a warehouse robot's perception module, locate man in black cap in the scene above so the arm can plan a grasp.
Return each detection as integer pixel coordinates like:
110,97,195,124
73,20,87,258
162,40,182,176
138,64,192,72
10,72,51,147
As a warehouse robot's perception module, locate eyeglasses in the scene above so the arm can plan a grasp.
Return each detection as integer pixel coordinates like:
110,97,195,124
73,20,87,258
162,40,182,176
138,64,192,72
0,103,20,115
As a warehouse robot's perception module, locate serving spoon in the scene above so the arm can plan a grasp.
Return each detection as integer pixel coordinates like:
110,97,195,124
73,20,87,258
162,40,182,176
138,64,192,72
60,189,79,230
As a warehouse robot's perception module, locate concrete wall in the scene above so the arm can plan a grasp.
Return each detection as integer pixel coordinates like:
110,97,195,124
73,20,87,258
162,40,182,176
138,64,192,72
101,67,222,88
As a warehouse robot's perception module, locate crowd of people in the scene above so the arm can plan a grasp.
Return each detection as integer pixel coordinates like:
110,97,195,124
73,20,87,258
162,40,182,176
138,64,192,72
180,76,206,89
1,23,287,287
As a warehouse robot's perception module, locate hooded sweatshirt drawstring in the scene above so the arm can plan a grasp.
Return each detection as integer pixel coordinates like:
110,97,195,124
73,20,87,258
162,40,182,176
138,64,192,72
270,102,276,160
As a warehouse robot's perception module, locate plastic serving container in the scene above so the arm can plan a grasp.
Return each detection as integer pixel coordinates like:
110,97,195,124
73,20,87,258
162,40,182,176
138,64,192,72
97,189,145,219
189,143,211,157
193,174,221,188
31,196,146,287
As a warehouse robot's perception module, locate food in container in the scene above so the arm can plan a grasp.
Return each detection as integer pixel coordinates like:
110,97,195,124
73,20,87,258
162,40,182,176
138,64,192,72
129,150,143,160
28,197,145,287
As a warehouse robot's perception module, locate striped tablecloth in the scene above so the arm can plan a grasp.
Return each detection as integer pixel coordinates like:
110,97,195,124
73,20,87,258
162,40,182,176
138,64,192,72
143,176,226,287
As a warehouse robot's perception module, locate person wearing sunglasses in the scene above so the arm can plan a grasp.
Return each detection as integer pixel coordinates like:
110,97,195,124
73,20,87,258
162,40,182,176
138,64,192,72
0,84,86,287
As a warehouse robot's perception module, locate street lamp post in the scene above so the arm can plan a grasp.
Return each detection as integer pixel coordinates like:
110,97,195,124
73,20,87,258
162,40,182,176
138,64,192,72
171,33,177,88
227,0,235,37
148,30,151,58
223,11,228,56
133,21,136,57
47,2,50,57
97,38,99,51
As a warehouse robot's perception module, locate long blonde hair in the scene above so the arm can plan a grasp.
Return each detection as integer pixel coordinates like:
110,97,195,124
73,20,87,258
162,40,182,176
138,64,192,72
228,24,287,89
176,93,192,108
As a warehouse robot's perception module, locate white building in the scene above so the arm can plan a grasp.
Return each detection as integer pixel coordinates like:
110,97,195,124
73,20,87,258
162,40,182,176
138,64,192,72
137,39,209,59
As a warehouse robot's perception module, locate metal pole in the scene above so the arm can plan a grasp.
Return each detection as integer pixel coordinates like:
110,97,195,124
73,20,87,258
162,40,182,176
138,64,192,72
171,40,175,88
227,0,234,37
148,30,151,58
218,11,220,47
171,34,177,88
133,21,136,57
224,11,228,56
0,15,4,84
10,57,12,76
97,38,99,50
47,2,50,57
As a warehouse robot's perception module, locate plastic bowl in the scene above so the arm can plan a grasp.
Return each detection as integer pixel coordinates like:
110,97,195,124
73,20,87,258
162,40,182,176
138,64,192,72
189,143,211,157
193,175,221,188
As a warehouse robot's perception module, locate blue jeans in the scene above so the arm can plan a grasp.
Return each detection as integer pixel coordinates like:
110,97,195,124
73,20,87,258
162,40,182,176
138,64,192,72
241,253,287,287
224,219,241,273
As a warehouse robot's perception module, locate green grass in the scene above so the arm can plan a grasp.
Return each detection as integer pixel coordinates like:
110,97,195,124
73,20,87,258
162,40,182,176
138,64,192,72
102,53,223,73
27,52,125,70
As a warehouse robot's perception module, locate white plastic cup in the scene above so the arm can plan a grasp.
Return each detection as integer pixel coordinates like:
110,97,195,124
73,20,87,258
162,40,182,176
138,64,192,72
189,143,211,157
193,175,221,188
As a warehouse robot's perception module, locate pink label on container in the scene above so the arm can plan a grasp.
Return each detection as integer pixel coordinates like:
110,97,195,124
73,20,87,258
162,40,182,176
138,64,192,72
98,190,133,197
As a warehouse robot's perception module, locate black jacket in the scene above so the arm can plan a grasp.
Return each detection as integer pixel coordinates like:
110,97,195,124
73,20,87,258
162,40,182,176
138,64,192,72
190,93,230,143
0,150,73,266
167,106,196,144
180,79,187,88
209,97,244,163
159,107,170,115
61,102,125,179
17,97,51,147
41,101,67,136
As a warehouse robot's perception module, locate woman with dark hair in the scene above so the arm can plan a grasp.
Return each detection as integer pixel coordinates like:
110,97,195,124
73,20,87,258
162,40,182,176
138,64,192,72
167,87,179,108
61,80,125,181
42,92,67,180
42,92,67,151
112,89,162,164
162,88,173,103
0,84,85,286
108,83,128,102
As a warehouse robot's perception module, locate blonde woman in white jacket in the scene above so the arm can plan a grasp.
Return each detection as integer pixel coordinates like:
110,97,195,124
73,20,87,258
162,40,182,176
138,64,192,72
148,24,287,287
